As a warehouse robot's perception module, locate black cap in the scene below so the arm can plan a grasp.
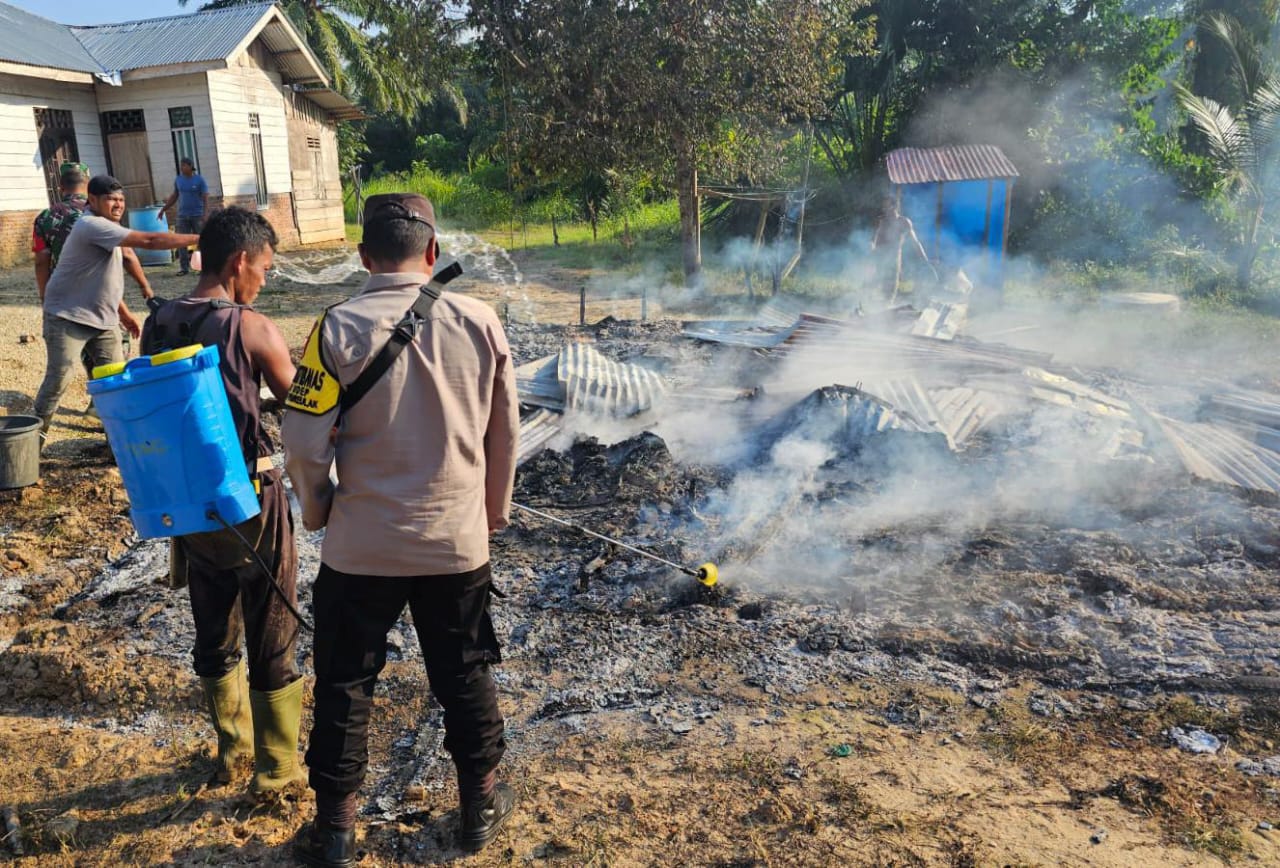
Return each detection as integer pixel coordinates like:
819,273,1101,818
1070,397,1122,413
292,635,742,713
363,193,435,229
87,175,123,196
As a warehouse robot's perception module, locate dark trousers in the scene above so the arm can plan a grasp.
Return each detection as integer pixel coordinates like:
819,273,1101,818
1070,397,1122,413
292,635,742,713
180,469,300,690
177,215,202,271
305,562,505,796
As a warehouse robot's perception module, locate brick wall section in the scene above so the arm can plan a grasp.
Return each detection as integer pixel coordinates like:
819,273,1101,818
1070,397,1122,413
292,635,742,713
208,194,300,249
0,210,39,269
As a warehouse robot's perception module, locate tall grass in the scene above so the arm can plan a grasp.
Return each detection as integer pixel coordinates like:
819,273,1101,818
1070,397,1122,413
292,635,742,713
346,165,680,251
349,166,514,229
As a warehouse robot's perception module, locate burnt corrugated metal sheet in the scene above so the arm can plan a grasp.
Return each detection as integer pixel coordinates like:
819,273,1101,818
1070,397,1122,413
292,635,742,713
911,301,967,340
931,387,1009,447
886,146,1019,185
1155,415,1280,496
515,354,564,411
799,385,949,450
967,368,1131,418
0,3,102,73
71,4,273,71
682,297,808,347
1202,389,1280,430
516,343,669,417
861,379,949,444
517,409,561,466
559,343,668,416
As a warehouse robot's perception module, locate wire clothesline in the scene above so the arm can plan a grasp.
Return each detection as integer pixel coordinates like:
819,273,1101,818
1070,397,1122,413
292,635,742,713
697,186,818,202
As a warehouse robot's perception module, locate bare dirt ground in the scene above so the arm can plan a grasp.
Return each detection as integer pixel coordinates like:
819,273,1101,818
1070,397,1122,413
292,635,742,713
2,249,1279,866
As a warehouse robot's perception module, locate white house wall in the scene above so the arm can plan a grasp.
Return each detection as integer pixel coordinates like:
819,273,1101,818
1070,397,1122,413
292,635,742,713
94,73,220,205
0,74,105,211
206,40,292,202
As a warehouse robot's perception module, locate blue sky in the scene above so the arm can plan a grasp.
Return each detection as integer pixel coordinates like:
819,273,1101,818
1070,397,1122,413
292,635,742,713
9,0,189,25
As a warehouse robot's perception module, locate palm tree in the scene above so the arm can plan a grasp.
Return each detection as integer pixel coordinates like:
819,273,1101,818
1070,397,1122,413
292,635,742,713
183,0,423,116
1175,13,1280,291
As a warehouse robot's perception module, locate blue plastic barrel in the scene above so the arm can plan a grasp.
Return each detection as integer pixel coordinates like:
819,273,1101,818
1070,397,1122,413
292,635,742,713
126,206,172,266
87,345,260,538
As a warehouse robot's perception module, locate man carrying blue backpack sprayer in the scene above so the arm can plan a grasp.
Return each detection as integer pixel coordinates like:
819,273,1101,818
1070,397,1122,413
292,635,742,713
141,207,306,797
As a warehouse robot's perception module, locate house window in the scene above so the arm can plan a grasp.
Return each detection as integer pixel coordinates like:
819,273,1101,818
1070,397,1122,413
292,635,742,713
34,108,78,207
248,113,268,208
169,106,199,173
102,109,145,134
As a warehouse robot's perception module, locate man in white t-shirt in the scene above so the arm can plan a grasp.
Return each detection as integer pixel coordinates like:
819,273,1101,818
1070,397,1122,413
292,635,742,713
33,175,200,436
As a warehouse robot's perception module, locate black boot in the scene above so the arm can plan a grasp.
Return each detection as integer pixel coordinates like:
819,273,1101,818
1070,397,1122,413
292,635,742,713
294,822,356,867
459,782,515,852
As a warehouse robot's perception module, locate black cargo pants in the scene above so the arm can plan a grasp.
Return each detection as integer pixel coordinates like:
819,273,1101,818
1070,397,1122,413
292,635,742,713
305,562,505,796
180,468,301,691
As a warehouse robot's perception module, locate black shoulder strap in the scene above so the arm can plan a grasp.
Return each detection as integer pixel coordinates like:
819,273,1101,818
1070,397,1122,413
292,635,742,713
339,261,464,415
142,296,240,355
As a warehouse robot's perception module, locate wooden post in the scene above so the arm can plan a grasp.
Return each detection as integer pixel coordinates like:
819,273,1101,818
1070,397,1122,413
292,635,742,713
983,179,994,272
748,200,769,300
579,286,586,325
934,182,945,262
1001,181,1013,259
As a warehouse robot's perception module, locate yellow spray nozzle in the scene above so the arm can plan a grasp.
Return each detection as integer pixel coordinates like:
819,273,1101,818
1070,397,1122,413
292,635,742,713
696,562,718,587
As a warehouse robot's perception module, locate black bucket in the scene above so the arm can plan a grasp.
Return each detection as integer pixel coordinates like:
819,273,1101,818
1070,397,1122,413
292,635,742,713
0,415,41,489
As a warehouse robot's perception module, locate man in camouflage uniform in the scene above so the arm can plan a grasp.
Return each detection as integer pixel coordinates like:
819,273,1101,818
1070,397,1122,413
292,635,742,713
32,161,91,294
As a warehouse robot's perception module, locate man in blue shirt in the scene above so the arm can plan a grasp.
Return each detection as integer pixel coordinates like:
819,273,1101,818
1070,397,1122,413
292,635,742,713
160,157,208,275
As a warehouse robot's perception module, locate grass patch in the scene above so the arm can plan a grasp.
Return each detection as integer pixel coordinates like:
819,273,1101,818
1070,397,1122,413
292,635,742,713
977,703,1062,768
724,750,785,789
1100,775,1246,860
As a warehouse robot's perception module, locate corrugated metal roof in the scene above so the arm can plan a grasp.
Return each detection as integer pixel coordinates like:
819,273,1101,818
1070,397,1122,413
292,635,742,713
256,16,327,84
886,145,1019,184
0,3,102,73
70,4,272,72
295,86,366,120
68,4,329,81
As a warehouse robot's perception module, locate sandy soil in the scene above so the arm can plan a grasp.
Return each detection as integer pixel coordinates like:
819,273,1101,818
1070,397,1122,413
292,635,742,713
1,250,1279,866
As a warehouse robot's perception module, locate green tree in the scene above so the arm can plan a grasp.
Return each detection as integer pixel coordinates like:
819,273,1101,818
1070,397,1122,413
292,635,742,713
470,0,847,283
1176,13,1280,290
1189,0,1278,109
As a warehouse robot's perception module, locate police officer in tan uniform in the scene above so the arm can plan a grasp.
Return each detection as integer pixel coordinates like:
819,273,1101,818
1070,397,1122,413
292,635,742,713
282,194,518,866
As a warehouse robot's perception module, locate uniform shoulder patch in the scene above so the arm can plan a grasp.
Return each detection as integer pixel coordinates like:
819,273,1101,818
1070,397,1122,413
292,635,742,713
285,312,341,416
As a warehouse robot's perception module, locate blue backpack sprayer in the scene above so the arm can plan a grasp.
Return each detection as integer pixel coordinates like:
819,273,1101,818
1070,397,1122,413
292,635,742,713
87,344,313,629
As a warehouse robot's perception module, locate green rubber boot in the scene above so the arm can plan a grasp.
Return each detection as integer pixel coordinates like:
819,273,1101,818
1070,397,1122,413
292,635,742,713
249,678,308,796
200,661,253,785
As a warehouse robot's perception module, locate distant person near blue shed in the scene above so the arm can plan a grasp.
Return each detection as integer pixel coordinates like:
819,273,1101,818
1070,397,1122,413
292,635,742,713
160,157,208,275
